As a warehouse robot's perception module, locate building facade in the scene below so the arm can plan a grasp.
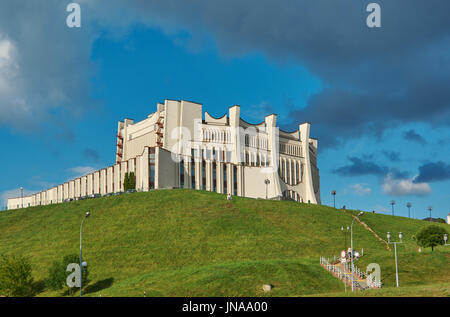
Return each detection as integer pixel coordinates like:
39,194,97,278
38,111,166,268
7,100,320,210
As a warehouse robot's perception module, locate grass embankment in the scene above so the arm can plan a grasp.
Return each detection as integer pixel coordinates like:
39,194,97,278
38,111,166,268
0,189,448,296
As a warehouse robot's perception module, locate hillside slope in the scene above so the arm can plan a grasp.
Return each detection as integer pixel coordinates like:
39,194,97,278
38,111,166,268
0,189,448,296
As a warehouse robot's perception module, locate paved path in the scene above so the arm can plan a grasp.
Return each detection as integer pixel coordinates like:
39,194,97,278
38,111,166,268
337,262,369,290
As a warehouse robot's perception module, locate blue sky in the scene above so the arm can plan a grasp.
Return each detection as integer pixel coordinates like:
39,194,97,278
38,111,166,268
0,1,449,221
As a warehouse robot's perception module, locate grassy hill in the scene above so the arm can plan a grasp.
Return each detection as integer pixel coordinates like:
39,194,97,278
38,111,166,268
0,189,448,297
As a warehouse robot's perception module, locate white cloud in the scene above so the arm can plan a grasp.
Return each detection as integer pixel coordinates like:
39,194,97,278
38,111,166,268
68,166,97,178
352,183,372,196
0,167,97,208
0,188,36,207
382,173,431,196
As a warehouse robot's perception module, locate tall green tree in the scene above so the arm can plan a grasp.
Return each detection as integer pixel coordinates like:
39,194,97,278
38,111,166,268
128,172,136,190
415,225,448,252
123,172,130,191
124,172,136,191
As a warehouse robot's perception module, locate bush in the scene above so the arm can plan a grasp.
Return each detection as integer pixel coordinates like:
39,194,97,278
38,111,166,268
46,254,88,293
124,173,129,191
46,260,67,291
0,254,35,297
124,172,136,191
415,225,449,251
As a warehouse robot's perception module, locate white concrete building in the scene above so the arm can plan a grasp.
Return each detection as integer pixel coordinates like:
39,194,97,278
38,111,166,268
7,100,320,210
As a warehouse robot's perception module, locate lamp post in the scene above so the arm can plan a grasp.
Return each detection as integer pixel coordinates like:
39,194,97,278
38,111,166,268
351,211,364,292
428,206,433,221
406,202,411,219
390,200,395,216
387,231,403,287
80,211,90,297
264,179,270,200
341,225,349,252
20,187,23,209
331,190,336,208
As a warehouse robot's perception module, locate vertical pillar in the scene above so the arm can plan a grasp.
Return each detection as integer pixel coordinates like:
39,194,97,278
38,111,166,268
294,160,298,184
141,147,149,191
227,164,233,195
217,161,223,193
114,164,121,193
237,165,244,196
206,160,212,191
121,161,128,192
186,160,192,189
135,156,141,191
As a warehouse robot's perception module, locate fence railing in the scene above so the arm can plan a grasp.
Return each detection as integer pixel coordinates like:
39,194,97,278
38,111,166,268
320,256,381,290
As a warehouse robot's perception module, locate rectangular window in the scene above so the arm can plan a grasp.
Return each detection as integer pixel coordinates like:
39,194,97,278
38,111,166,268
202,160,206,191
223,164,227,193
149,147,155,189
180,159,184,188
191,148,196,189
213,162,217,192
233,165,237,195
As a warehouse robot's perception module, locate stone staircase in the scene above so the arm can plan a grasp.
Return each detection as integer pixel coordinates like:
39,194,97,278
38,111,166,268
320,256,381,290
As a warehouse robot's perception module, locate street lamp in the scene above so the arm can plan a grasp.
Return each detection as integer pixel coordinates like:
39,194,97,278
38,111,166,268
264,179,270,200
390,200,395,216
387,231,403,287
351,211,364,292
341,225,349,252
20,187,23,209
80,211,90,297
428,206,433,220
331,190,336,208
406,202,412,219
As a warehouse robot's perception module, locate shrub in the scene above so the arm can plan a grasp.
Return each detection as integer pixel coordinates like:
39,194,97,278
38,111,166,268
0,254,35,297
46,260,67,291
124,173,130,191
415,225,449,251
124,172,136,191
129,172,136,190
46,254,88,293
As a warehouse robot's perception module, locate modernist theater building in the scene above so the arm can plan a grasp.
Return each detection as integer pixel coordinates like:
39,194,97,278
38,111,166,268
7,100,320,210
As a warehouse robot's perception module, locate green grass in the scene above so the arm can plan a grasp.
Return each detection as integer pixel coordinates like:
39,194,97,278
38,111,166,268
0,189,448,297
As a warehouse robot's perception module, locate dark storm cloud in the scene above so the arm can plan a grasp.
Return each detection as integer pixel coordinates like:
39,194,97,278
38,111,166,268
2,0,450,144
105,0,450,148
0,1,98,130
414,161,450,183
334,156,409,179
403,130,427,144
334,156,387,177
